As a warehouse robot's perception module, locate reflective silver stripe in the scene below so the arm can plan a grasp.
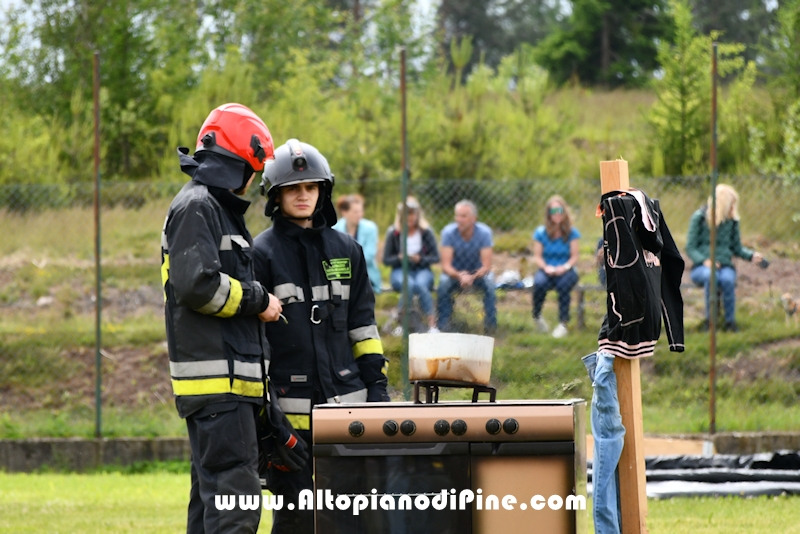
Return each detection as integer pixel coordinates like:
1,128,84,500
348,325,380,344
311,285,330,301
197,273,231,314
291,375,307,383
274,283,304,303
161,215,169,249
327,388,368,404
220,235,250,250
331,281,350,300
278,397,312,414
233,360,262,379
169,360,228,378
231,235,250,248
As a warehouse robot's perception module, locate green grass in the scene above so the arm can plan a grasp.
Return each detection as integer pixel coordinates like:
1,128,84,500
0,472,798,533
0,406,185,440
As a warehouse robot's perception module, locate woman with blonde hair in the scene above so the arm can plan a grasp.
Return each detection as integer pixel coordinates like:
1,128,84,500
686,184,763,332
382,196,440,332
531,195,580,338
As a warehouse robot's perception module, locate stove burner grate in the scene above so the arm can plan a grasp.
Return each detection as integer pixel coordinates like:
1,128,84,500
411,380,497,404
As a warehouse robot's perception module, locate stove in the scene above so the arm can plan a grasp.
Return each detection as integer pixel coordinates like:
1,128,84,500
312,397,587,534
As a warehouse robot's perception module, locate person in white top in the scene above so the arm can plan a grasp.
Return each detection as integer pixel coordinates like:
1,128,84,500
382,197,441,332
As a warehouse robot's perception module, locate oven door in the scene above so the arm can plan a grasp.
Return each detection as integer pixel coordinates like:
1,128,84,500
314,442,472,534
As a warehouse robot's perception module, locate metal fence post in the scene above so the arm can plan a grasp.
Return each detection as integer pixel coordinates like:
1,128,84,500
93,51,103,439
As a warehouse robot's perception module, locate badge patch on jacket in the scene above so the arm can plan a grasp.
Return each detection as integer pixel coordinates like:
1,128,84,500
323,258,352,280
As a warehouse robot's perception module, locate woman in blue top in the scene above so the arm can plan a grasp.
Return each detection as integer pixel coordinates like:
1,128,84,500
332,194,382,294
531,195,580,338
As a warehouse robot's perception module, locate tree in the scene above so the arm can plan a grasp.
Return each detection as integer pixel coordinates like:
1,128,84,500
691,0,771,61
0,0,204,179
647,0,744,175
535,0,673,87
438,0,562,77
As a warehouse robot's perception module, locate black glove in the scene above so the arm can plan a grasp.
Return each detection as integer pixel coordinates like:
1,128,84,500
367,384,390,402
268,416,309,472
257,397,309,474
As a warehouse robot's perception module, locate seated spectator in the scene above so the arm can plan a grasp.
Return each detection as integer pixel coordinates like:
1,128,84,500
596,237,607,287
686,184,763,332
332,193,382,294
383,197,440,332
437,200,497,334
531,195,580,338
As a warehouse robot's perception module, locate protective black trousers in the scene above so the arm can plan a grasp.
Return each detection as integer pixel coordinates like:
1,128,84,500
266,429,314,534
186,401,262,533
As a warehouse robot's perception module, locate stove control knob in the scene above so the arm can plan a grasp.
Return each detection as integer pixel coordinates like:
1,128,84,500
503,418,519,434
400,420,416,436
451,419,468,436
485,418,502,435
349,421,365,438
383,420,399,436
434,419,450,436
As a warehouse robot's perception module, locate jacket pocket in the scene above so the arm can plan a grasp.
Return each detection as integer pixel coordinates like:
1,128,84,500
332,362,362,384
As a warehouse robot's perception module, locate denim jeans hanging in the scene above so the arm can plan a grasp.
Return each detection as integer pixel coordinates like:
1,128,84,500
582,351,625,534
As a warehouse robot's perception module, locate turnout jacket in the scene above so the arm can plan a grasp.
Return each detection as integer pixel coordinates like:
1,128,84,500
598,190,685,359
253,215,389,431
162,178,271,418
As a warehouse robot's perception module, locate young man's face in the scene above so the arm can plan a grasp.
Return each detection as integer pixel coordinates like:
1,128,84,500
279,182,320,220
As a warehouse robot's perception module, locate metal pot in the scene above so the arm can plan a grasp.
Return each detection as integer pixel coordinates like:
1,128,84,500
408,333,494,385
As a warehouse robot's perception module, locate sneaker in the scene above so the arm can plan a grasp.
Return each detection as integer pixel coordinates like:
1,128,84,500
552,323,568,338
534,316,549,333
428,326,440,334
391,326,403,337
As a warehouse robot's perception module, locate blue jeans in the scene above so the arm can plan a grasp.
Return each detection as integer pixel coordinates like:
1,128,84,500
390,267,435,317
532,268,579,323
690,265,737,324
582,352,624,534
437,272,497,331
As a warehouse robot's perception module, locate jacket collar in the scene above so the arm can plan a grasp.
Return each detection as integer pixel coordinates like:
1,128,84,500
207,186,251,215
274,213,327,238
178,147,249,191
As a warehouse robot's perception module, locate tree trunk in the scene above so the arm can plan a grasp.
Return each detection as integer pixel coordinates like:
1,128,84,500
601,13,610,85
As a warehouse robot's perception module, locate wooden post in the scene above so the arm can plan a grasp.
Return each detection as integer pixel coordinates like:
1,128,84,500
599,159,648,534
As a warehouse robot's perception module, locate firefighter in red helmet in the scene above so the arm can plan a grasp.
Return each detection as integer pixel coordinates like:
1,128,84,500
161,103,305,533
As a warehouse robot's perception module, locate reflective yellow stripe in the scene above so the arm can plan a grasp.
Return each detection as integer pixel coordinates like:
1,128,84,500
231,378,264,397
171,377,264,397
214,278,243,318
286,414,311,431
381,360,389,376
171,377,230,396
161,254,170,301
352,338,384,358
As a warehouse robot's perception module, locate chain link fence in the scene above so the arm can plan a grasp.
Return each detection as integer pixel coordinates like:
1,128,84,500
1,176,798,437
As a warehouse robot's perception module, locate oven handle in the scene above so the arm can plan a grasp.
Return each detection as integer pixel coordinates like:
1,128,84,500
470,441,574,456
314,442,470,457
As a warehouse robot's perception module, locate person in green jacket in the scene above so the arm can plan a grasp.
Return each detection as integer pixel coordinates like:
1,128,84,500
686,184,764,332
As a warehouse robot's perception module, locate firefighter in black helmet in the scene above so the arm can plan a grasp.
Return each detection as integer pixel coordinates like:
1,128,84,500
161,104,306,533
253,139,389,533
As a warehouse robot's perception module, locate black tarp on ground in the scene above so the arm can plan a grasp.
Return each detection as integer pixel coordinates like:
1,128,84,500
587,451,800,498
